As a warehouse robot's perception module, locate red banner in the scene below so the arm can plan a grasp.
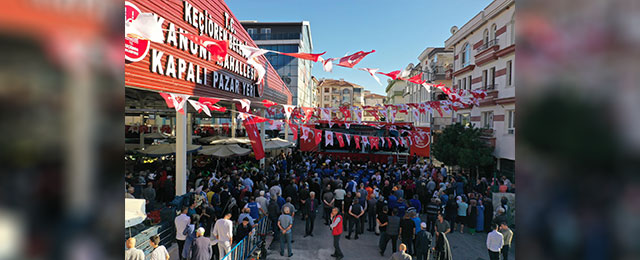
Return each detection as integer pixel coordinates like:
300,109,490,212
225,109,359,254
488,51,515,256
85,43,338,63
243,117,265,160
410,127,431,157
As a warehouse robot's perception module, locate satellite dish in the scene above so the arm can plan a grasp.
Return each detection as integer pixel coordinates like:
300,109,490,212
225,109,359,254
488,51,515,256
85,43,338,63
450,26,459,34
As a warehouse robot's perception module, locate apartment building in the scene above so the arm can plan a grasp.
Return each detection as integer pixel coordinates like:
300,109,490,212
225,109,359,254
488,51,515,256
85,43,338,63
444,0,515,177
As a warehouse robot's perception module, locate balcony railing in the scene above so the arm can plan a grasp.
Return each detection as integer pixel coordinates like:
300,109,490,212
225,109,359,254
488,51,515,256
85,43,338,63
248,32,302,40
483,83,498,90
477,38,499,52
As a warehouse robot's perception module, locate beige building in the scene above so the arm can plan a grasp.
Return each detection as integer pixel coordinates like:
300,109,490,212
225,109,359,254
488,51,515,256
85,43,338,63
363,90,385,121
383,63,414,122
404,47,454,130
316,78,364,119
444,0,515,176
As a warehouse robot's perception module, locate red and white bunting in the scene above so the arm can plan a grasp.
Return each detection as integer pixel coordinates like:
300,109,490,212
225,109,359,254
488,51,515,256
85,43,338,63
344,133,351,146
325,131,334,146
188,99,211,117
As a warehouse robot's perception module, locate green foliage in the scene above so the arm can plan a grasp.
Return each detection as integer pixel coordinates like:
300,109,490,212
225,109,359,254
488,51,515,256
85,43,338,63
432,123,494,170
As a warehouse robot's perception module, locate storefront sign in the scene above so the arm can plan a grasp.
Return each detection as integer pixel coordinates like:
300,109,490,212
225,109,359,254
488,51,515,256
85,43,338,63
125,0,268,98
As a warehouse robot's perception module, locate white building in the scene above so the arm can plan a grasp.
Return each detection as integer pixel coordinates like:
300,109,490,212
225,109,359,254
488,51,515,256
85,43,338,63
444,0,515,177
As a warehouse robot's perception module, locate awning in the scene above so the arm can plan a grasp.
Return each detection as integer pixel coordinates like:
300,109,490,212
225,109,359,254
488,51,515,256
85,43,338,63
199,144,251,157
137,143,201,156
125,198,146,228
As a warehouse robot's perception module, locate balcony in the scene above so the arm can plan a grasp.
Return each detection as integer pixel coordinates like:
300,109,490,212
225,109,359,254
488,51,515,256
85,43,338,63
483,83,498,90
477,39,499,52
248,32,302,41
479,128,496,148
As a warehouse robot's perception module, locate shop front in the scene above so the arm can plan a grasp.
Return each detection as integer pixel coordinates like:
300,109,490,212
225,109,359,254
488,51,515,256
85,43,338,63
124,0,290,254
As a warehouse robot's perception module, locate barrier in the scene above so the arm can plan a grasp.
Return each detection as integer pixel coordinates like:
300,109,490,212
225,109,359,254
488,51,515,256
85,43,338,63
222,216,271,260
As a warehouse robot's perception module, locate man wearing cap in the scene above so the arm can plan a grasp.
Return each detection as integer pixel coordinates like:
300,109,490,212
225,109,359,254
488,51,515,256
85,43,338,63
190,227,212,260
415,222,432,260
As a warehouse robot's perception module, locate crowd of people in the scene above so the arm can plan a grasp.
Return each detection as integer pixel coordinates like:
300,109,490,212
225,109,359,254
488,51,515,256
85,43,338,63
125,151,515,260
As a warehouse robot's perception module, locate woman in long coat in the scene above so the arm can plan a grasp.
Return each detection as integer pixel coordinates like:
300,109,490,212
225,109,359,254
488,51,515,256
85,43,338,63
476,199,485,232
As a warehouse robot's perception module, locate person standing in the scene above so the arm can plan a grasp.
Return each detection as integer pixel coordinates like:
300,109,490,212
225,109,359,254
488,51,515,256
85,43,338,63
243,196,264,221
500,222,513,260
256,191,269,217
346,199,363,240
390,243,412,260
329,207,344,260
383,208,401,254
278,207,294,257
455,197,468,233
476,199,485,232
425,198,440,233
415,223,432,260
148,235,169,260
486,223,504,260
323,186,335,225
181,214,200,260
190,227,212,260
367,194,377,232
377,206,390,256
235,217,253,241
467,200,477,235
267,196,281,240
304,191,319,237
434,213,451,235
212,212,234,260
399,212,416,255
174,207,189,260
334,184,346,213
125,237,144,260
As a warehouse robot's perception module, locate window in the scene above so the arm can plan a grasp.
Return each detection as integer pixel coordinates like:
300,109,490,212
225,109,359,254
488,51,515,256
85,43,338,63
467,75,472,90
507,60,513,86
510,14,515,45
490,24,497,40
462,77,466,91
507,110,515,134
483,29,489,44
324,96,329,102
260,28,271,39
324,88,329,93
489,67,496,89
482,70,488,89
458,113,470,127
342,89,351,104
457,80,461,89
482,111,494,129
247,28,257,36
461,43,470,67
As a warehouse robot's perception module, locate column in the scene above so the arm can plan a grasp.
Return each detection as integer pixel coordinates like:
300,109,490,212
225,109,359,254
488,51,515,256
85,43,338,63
231,110,237,138
139,114,144,149
187,113,193,171
175,107,187,196
260,109,266,167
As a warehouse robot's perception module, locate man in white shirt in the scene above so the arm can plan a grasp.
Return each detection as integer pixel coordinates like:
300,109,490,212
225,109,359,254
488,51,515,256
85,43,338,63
255,190,269,216
486,223,504,260
148,235,169,260
173,207,189,260
212,212,234,260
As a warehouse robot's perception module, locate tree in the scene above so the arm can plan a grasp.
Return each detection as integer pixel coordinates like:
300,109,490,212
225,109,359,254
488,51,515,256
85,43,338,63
432,123,494,176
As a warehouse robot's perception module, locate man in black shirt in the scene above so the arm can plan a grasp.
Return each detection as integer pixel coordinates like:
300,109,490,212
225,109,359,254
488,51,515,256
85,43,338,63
399,214,416,255
346,199,363,240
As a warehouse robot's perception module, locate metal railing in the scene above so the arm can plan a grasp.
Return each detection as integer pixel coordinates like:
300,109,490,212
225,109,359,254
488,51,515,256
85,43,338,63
248,32,301,40
222,216,271,260
477,38,499,52
127,222,175,259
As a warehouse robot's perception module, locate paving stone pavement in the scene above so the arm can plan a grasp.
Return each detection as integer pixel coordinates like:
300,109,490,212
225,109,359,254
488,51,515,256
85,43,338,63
166,214,515,259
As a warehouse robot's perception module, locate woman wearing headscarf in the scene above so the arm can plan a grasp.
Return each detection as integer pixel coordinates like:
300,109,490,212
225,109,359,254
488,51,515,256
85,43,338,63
432,231,452,260
181,214,201,260
476,199,485,232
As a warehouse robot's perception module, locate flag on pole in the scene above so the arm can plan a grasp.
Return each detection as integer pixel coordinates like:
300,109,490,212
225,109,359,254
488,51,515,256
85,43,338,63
243,116,265,160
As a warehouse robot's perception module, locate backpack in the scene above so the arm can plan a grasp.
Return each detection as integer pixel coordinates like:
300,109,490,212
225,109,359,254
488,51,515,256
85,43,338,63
268,201,279,217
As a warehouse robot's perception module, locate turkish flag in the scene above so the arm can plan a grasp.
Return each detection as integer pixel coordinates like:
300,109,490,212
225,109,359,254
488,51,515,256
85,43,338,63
198,97,221,110
301,107,314,122
262,99,278,108
335,50,375,68
371,137,379,150
335,132,345,147
377,70,401,80
288,123,299,141
325,131,334,146
243,116,265,160
405,73,425,85
339,107,351,120
314,129,323,145
344,133,351,146
159,93,188,114
180,32,228,62
354,135,361,149
209,105,226,112
410,128,431,157
280,51,326,62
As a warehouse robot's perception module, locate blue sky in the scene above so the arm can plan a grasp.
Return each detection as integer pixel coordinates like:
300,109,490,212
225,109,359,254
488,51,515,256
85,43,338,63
227,0,492,95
